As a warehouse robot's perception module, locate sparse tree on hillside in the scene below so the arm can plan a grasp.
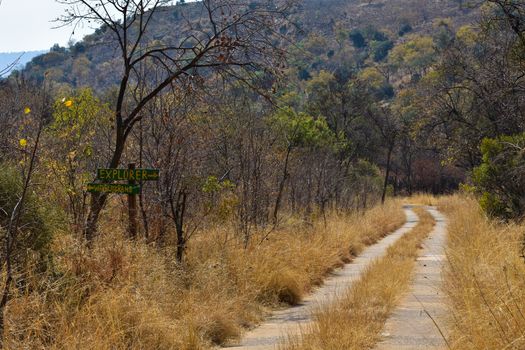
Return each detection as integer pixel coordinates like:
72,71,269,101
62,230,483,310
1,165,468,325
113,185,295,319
365,104,399,204
488,0,525,46
58,0,292,241
268,107,335,225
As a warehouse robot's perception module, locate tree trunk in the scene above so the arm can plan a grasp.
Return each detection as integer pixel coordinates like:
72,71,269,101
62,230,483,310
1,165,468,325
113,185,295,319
83,192,108,242
381,145,394,204
273,144,292,226
138,119,150,240
139,192,149,240
174,191,187,263
83,127,126,241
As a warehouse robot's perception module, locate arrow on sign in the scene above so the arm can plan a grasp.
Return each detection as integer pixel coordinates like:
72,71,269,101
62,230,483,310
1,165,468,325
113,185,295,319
87,183,141,195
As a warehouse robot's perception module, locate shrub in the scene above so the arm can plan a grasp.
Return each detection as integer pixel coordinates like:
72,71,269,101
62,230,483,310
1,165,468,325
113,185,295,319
472,133,525,219
0,164,56,266
370,39,394,62
349,29,366,48
398,23,413,36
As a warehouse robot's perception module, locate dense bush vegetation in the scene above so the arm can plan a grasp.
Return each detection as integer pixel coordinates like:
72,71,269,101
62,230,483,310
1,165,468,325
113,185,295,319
472,133,525,219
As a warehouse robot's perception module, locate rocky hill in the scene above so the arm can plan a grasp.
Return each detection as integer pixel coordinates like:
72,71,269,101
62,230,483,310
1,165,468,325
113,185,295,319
9,0,479,89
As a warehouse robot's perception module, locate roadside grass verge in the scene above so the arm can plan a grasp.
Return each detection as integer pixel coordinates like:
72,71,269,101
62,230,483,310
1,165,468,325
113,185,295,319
3,201,404,349
282,206,435,350
439,195,525,349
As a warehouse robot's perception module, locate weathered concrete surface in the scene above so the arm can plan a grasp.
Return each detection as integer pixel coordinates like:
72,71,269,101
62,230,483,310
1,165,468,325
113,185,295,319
224,206,419,350
375,206,449,350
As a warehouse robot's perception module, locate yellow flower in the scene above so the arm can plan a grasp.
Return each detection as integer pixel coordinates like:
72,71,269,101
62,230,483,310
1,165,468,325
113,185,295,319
64,100,73,108
19,138,27,147
24,107,31,114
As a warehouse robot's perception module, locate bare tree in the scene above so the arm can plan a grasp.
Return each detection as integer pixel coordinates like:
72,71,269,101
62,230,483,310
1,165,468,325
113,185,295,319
58,0,291,241
488,0,525,47
0,84,50,341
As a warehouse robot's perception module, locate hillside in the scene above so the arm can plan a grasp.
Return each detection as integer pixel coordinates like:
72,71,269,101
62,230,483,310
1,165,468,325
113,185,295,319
11,0,478,88
299,0,476,34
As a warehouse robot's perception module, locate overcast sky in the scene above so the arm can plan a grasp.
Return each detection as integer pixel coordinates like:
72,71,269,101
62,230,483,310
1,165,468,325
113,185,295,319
0,0,95,52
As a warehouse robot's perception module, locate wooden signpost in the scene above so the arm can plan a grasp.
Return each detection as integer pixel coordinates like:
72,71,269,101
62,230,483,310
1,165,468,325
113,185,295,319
127,163,138,239
87,163,160,238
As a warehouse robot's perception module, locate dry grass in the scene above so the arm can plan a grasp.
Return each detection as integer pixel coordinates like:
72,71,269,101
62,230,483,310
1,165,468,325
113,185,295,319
439,195,525,350
283,206,435,350
3,200,405,349
405,193,439,206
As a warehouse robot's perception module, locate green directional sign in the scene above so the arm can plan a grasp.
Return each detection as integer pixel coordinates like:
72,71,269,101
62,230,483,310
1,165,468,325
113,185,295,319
96,168,160,181
87,183,141,195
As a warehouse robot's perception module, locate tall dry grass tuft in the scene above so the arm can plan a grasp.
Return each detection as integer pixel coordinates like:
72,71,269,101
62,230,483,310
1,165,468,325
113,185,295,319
439,195,525,350
283,207,435,350
2,200,404,349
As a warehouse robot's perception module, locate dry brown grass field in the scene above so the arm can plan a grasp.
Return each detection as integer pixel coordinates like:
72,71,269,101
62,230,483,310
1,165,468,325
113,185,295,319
3,200,404,349
282,206,435,350
439,195,525,350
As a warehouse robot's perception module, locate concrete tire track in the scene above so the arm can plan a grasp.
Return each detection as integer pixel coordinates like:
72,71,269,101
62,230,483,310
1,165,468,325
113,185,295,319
374,206,449,350
224,205,420,350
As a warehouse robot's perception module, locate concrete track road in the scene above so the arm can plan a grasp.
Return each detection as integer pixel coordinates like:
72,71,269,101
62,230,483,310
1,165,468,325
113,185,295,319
224,206,420,350
375,206,449,350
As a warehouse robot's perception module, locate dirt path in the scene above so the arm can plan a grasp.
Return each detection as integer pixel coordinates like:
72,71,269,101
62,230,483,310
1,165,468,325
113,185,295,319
224,206,419,350
375,206,449,350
